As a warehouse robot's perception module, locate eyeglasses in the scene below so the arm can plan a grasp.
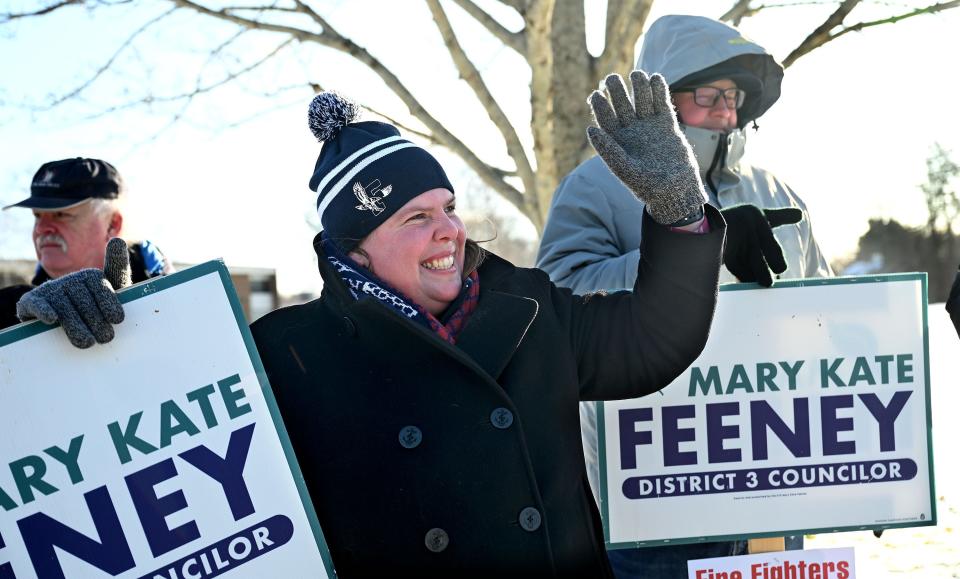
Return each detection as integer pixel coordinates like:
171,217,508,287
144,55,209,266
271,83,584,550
674,87,746,110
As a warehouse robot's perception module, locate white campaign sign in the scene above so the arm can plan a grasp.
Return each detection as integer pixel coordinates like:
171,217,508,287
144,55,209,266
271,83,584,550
0,262,334,578
599,275,935,547
687,547,856,579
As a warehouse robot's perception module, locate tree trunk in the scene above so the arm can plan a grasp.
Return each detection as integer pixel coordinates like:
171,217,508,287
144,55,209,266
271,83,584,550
527,0,592,230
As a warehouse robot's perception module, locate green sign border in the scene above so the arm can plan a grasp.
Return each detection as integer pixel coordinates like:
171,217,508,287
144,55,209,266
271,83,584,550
0,260,337,575
598,273,936,549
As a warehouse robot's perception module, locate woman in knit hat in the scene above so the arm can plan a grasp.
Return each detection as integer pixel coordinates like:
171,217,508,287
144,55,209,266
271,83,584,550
249,73,725,578
17,72,726,577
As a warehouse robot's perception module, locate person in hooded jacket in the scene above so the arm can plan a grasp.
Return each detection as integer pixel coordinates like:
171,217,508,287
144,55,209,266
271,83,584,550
537,14,832,579
14,74,725,577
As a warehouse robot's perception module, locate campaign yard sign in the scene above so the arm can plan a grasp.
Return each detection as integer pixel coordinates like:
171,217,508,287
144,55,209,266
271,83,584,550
688,547,856,579
598,274,935,547
0,262,335,578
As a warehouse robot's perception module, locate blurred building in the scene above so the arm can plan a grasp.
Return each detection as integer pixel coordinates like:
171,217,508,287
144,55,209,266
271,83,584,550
0,259,34,288
222,265,279,322
175,263,279,323
0,259,278,323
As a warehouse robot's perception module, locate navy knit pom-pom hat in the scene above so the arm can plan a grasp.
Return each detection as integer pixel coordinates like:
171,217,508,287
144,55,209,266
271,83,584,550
307,92,453,247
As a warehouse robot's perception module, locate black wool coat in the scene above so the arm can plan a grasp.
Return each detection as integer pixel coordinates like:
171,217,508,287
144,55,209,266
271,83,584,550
250,207,725,578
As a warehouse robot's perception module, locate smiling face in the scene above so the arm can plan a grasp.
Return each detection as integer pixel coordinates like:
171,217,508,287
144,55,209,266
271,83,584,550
349,188,466,315
671,78,739,131
32,200,121,279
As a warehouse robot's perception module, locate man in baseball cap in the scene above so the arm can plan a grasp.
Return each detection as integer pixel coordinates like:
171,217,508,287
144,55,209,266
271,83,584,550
1,157,171,329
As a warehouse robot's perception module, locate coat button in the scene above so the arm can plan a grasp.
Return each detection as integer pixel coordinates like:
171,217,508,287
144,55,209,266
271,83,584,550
342,316,357,337
398,426,422,449
490,407,514,429
519,507,542,532
424,528,449,553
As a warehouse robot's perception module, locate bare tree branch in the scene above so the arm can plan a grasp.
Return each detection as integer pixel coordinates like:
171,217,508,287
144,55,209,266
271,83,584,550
492,0,527,15
172,0,329,40
126,100,192,149
183,8,491,161
210,81,313,131
781,0,862,66
306,79,474,158
170,0,527,213
365,107,441,146
448,0,526,53
220,97,302,130
597,0,653,79
812,0,960,54
720,0,754,25
15,0,952,232
37,7,176,109
783,0,958,66
70,36,293,125
186,37,295,99
290,0,333,31
171,0,523,208
1,0,81,22
721,0,909,25
361,104,516,180
200,27,248,67
220,4,299,14
427,0,534,207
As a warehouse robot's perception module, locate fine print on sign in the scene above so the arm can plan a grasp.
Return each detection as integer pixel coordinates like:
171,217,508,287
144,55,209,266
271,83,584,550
0,262,334,578
599,274,935,547
688,547,856,579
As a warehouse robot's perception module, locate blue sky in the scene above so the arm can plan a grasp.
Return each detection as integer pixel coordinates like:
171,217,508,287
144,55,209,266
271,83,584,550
1,0,959,295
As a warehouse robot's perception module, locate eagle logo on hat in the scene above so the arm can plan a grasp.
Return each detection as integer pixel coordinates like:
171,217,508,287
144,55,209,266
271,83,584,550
354,179,392,216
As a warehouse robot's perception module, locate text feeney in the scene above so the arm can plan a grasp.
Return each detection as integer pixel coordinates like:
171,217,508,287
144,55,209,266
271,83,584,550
0,374,285,579
616,352,920,500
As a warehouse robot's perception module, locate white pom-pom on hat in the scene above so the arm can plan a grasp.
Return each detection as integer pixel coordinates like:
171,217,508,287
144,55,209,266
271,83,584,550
307,92,359,142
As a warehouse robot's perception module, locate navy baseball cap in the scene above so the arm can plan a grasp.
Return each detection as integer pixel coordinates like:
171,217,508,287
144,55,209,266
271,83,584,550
3,157,124,211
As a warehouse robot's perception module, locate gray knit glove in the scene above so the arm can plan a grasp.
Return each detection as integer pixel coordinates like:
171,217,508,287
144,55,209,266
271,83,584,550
587,71,706,225
17,238,132,349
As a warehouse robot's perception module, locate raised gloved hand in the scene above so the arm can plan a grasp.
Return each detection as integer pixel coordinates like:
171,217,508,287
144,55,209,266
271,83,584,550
586,70,706,226
720,205,803,287
17,238,132,348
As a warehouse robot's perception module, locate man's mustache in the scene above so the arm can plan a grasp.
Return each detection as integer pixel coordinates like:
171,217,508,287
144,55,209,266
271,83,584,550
36,234,67,253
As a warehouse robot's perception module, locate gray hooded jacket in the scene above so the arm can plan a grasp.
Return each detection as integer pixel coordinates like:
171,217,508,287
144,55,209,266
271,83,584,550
536,14,832,503
539,15,831,292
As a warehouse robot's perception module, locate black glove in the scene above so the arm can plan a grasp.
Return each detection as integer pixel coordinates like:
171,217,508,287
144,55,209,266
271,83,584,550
720,205,803,287
16,238,132,348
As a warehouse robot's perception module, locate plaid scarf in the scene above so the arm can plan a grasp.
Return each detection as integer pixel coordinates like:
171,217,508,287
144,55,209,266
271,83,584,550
322,234,479,344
